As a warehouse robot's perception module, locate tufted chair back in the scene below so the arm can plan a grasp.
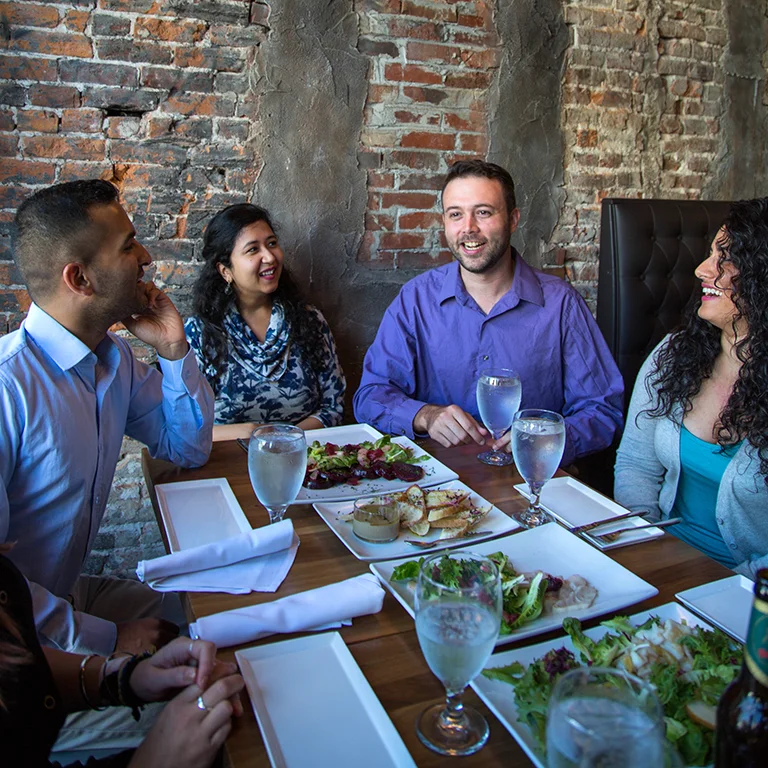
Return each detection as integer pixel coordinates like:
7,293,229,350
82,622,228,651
597,197,731,409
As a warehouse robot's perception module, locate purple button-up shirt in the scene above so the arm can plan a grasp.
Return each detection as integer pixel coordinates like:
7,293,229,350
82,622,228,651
353,254,624,465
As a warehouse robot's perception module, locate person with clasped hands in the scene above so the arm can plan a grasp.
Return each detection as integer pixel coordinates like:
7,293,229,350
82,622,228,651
615,199,768,577
2,550,243,768
353,160,623,466
2,180,214,753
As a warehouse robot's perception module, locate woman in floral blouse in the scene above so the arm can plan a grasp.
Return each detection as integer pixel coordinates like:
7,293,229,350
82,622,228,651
185,204,345,439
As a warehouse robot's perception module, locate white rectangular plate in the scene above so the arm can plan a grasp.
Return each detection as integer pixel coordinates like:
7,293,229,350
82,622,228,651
370,522,658,646
676,575,753,643
514,477,664,550
155,477,251,552
313,479,520,561
235,632,416,768
472,603,716,768
294,423,458,504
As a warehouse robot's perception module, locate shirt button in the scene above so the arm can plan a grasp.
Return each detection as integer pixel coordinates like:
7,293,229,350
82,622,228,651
44,695,56,710
730,544,737,549
482,355,489,361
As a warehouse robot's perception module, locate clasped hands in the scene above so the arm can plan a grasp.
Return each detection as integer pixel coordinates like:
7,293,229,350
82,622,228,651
415,403,510,451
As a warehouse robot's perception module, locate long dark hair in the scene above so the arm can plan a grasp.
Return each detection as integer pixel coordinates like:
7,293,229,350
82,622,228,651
647,197,768,484
191,204,327,391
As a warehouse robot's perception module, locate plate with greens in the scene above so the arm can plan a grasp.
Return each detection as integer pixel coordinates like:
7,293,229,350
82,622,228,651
473,602,740,767
294,423,458,504
369,523,658,646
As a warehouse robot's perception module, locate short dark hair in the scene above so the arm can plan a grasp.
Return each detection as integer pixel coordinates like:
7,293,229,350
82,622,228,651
441,159,517,215
12,179,119,302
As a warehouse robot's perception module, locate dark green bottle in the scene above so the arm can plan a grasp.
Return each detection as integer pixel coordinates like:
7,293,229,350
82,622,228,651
715,568,768,767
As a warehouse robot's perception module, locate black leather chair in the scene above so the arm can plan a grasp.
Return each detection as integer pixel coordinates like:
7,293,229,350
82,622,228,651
597,197,731,409
575,197,731,495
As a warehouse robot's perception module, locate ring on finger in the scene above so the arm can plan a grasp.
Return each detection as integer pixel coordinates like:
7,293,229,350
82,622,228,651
197,695,212,712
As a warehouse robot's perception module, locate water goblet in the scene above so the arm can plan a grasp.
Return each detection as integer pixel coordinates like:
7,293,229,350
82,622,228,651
511,408,565,528
545,667,668,768
247,424,307,524
475,367,522,467
414,551,502,756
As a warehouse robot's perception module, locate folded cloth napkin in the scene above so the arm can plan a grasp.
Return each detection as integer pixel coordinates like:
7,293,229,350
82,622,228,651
189,573,385,648
136,520,298,594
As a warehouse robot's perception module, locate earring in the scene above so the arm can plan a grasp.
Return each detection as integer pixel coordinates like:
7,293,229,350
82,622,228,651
224,280,233,296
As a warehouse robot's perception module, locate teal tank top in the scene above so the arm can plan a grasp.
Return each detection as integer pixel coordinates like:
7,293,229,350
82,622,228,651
670,426,740,569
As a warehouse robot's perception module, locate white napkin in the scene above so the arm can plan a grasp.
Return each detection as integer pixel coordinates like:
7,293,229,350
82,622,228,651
136,520,298,594
189,573,385,647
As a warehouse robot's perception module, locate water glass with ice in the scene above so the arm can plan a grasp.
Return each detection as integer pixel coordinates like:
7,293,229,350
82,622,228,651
248,424,307,524
475,367,521,467
511,408,565,528
545,667,667,768
414,551,502,756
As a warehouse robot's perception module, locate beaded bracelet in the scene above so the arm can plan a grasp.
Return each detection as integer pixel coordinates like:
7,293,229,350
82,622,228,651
100,650,153,721
78,654,107,711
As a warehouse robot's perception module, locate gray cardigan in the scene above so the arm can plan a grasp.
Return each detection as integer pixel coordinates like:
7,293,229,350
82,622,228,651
614,335,768,578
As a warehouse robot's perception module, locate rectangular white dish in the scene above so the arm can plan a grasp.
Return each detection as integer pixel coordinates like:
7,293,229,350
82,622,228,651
676,575,754,643
370,522,658,646
235,632,416,768
514,476,664,550
472,602,716,768
313,479,520,561
294,423,458,504
155,477,251,552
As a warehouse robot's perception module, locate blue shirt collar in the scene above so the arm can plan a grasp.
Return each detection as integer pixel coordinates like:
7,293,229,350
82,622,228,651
23,303,97,371
437,249,545,312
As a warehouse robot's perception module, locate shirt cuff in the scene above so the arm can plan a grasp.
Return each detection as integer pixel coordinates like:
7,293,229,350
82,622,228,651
158,348,200,393
391,399,428,439
74,612,118,656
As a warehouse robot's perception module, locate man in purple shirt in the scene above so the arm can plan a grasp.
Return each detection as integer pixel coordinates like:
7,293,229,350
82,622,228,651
353,160,623,465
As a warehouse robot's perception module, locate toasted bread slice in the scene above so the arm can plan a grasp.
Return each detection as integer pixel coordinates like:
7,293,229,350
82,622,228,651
425,489,468,511
438,520,472,539
407,520,430,536
429,514,472,529
396,485,426,525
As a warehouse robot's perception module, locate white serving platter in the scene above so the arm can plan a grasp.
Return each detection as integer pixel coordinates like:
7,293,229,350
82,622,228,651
676,574,754,643
313,479,520,561
294,423,458,504
369,522,658,646
472,602,718,768
514,476,664,550
155,477,251,552
235,632,416,768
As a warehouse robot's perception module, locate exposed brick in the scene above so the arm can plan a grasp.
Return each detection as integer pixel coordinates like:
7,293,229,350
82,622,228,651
135,18,207,45
81,87,159,112
0,2,59,28
384,63,442,85
0,54,57,82
0,109,15,132
403,86,448,105
385,18,442,41
367,171,394,188
458,133,487,153
23,135,105,161
389,150,441,171
110,140,189,166
355,0,401,13
16,109,59,133
96,39,174,66
365,211,395,230
141,67,214,93
406,42,462,65
398,210,442,229
381,191,437,209
397,250,451,269
379,232,426,249
216,119,250,142
398,172,443,190
9,29,93,58
0,134,17,156
64,9,91,33
400,131,454,150
174,47,247,72
0,84,25,107
61,108,104,133
358,38,399,57
60,60,139,88
401,0,457,22
91,12,132,37
445,70,492,89
0,159,56,185
161,93,236,118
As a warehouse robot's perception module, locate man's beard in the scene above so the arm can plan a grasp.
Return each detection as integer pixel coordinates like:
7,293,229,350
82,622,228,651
448,233,510,274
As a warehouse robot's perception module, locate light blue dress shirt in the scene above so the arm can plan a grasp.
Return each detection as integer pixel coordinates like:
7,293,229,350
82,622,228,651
353,254,624,465
0,304,214,654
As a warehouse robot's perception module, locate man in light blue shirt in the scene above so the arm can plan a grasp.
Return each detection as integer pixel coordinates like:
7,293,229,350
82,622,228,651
1,180,214,662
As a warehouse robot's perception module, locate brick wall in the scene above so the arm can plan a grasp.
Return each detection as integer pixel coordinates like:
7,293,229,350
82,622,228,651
0,0,763,576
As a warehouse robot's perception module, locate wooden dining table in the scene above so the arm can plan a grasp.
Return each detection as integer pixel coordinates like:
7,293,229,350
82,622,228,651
142,438,732,768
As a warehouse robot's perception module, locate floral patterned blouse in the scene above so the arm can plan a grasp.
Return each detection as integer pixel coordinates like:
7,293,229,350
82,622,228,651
185,300,345,427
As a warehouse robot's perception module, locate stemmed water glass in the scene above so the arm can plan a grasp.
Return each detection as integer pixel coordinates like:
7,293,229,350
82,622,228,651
511,408,565,528
414,552,502,756
247,424,307,524
546,667,673,768
475,368,522,466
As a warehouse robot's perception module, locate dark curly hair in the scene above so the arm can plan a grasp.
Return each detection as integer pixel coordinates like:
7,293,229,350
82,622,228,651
646,197,768,485
190,203,327,393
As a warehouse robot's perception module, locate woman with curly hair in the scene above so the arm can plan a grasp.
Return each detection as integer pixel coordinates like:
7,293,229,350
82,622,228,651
615,197,768,577
185,204,345,439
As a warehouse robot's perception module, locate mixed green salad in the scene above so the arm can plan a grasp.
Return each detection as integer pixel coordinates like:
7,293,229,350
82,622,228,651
392,552,566,634
307,435,427,471
483,614,742,766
